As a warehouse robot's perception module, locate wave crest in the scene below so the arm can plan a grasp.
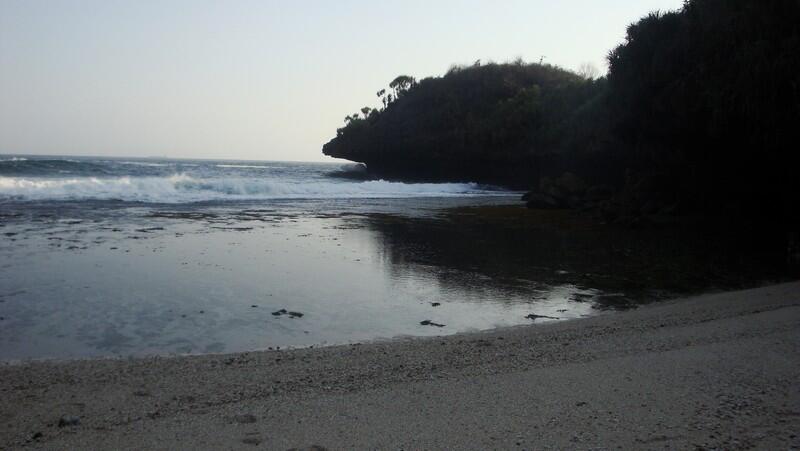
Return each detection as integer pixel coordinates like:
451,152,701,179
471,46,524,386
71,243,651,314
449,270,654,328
0,174,505,203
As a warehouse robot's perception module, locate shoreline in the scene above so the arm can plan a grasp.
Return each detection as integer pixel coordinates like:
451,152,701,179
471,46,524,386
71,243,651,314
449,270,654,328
2,281,799,449
0,277,777,368
0,305,594,367
0,283,768,368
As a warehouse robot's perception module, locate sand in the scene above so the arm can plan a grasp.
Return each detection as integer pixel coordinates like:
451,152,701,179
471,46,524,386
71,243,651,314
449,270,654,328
2,281,799,450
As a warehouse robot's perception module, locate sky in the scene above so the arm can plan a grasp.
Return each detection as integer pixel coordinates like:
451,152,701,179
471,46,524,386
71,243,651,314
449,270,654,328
0,0,684,162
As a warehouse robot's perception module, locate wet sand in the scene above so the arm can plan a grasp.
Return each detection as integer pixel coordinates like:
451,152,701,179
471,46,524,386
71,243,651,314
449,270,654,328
2,281,799,449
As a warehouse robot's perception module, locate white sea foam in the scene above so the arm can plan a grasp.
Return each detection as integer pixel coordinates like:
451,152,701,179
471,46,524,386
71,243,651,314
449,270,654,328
216,164,283,169
0,174,507,203
0,157,28,162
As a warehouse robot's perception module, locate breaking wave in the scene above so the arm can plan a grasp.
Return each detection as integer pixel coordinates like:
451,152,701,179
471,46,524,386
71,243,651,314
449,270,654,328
0,173,507,203
215,164,285,169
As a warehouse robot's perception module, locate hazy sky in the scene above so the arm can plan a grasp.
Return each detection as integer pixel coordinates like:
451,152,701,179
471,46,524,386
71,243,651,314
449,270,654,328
1,0,683,162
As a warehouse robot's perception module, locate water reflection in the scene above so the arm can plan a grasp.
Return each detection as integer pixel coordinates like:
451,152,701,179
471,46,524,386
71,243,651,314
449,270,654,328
363,209,645,309
0,201,783,360
360,205,788,308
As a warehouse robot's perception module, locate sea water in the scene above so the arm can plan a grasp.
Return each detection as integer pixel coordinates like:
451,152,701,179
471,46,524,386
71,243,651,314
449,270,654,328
0,155,603,360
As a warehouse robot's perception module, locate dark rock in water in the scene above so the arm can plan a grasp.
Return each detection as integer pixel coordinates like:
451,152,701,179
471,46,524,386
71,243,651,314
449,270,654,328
525,193,562,210
566,195,584,209
430,302,441,307
420,320,445,327
31,431,43,440
234,413,257,424
585,184,614,202
272,309,304,318
525,313,559,320
58,415,80,428
526,173,598,210
539,176,566,201
251,304,258,308
287,445,329,451
135,227,165,233
555,172,587,196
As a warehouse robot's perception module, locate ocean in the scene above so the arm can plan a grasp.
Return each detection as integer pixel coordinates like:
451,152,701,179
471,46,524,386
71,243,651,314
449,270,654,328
0,155,506,203
0,155,610,361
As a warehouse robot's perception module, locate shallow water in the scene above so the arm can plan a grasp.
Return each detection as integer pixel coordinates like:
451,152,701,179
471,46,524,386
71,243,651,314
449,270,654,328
0,156,589,360
1,156,783,361
0,196,611,360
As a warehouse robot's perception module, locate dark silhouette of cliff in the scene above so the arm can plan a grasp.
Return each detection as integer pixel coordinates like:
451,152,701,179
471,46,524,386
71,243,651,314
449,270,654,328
323,0,800,228
323,63,608,188
605,0,800,227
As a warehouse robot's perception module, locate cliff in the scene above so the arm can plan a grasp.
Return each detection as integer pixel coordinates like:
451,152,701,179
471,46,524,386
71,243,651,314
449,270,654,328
323,0,800,229
322,63,607,188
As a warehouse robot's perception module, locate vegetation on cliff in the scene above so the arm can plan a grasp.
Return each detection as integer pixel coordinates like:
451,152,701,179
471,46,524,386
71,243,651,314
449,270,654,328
605,0,800,225
323,64,606,187
323,0,800,227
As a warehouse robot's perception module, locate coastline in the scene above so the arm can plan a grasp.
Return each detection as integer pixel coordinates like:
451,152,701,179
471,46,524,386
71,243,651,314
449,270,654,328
2,281,799,449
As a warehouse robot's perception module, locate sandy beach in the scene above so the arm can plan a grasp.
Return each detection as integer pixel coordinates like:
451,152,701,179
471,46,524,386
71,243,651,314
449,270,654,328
1,281,798,449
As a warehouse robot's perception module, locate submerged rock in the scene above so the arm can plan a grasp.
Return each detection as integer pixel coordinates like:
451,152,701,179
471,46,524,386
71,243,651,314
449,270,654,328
585,184,614,202
272,309,304,318
555,172,587,196
525,314,559,320
524,193,562,210
420,320,445,327
523,173,625,213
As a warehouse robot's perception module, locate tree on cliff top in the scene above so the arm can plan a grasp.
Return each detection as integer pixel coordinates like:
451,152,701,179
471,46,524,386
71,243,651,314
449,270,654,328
389,75,417,98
